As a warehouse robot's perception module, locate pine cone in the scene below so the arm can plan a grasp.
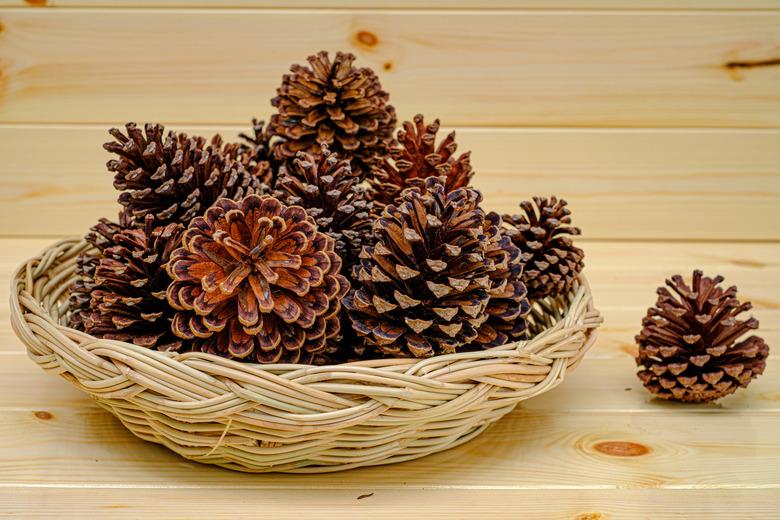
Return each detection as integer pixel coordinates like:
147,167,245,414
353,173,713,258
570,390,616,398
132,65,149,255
504,196,584,300
636,270,769,403
237,118,276,186
472,212,531,348
274,145,374,266
68,217,130,330
83,218,185,351
370,114,473,206
270,51,396,174
167,194,350,364
344,176,513,358
104,123,263,228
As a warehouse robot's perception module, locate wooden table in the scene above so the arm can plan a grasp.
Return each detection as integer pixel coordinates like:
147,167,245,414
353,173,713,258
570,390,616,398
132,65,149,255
1,0,778,517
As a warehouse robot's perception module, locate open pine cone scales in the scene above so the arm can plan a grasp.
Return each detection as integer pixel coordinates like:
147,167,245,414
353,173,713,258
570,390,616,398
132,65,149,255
270,51,397,173
371,114,473,206
274,145,374,265
80,219,185,351
476,212,531,348
344,176,527,358
636,270,769,403
504,196,584,300
105,123,263,228
166,194,350,364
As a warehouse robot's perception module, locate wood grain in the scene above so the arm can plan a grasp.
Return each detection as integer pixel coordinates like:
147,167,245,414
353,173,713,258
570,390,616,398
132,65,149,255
2,126,778,240
1,11,779,127
3,1,780,9
3,238,778,355
0,488,777,519
0,400,778,488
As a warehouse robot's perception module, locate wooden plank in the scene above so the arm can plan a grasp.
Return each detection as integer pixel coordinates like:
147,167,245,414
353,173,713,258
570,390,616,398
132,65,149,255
3,238,778,355
2,352,777,413
1,126,778,240
3,0,780,8
0,488,777,519
1,11,779,127
0,402,777,488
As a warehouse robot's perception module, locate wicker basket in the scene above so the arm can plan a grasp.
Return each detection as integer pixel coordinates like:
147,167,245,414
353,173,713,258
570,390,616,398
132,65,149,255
11,238,602,473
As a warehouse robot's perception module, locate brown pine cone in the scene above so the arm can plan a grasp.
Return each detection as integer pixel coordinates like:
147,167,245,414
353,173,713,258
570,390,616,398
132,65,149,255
472,212,531,348
344,176,516,359
68,216,130,330
369,114,473,206
274,145,374,266
104,123,263,228
236,117,276,186
166,194,350,364
636,270,769,403
503,196,584,300
270,51,396,175
82,218,185,351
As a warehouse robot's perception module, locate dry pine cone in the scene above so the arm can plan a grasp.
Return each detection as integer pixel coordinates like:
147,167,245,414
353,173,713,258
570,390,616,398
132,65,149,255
68,217,130,330
344,176,527,358
274,145,374,266
105,123,263,228
270,51,396,174
636,270,769,403
81,218,184,351
167,194,349,364
370,114,473,206
477,212,531,348
237,117,276,186
504,196,584,300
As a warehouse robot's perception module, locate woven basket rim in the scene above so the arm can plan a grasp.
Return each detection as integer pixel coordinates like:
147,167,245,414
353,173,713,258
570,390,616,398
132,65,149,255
11,237,603,473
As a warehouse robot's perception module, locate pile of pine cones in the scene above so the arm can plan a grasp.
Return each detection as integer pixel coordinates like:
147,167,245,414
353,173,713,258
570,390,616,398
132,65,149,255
68,50,585,366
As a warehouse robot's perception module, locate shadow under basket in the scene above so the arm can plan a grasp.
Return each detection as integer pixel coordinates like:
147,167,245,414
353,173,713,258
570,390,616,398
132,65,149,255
11,238,602,473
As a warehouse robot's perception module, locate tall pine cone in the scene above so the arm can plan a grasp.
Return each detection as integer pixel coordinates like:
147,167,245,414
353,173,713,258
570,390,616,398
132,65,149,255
82,218,185,350
370,114,473,206
504,196,584,300
68,217,129,330
104,123,263,228
274,145,374,266
270,51,396,174
344,176,516,358
636,270,769,403
473,212,531,348
167,194,350,364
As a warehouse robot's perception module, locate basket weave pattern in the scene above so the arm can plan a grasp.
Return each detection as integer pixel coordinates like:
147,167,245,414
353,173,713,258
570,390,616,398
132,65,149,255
11,238,602,473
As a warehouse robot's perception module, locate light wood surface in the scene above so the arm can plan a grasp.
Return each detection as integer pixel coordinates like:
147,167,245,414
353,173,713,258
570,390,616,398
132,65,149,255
4,1,780,8
1,10,780,127
2,0,779,515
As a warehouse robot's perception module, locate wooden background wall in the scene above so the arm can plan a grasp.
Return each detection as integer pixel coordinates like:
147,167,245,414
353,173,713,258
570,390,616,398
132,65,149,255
0,1,778,241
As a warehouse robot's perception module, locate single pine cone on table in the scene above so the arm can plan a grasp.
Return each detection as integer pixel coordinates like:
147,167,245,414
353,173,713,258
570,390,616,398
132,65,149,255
270,50,397,176
166,194,350,364
636,270,769,403
370,114,473,207
344,176,528,359
274,145,374,266
104,123,263,228
503,196,584,300
80,217,185,351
